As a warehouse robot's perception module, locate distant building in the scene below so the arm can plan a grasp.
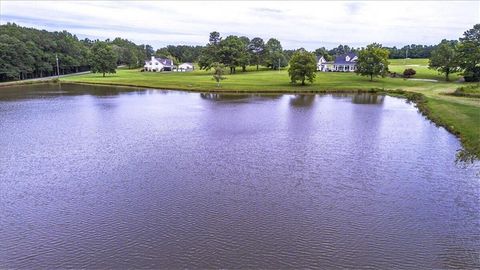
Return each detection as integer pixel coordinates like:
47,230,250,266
177,62,194,72
317,52,358,72
144,56,174,72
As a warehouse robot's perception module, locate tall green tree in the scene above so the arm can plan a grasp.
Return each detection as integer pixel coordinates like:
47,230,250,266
89,42,117,77
144,45,154,59
355,43,390,81
457,24,480,82
288,49,317,85
238,36,251,72
124,48,139,68
198,31,222,70
428,40,460,81
218,35,244,74
248,37,265,70
209,31,222,45
264,38,287,70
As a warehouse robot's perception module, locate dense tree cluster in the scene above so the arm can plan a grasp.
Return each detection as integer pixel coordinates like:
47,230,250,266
0,23,152,81
110,38,149,68
429,24,480,82
198,32,287,73
155,45,203,64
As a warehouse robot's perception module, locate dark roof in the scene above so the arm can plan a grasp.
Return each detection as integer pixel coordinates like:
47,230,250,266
155,58,173,66
145,58,174,66
334,52,357,65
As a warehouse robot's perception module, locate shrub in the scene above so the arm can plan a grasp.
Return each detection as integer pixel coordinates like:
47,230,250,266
452,85,480,98
403,68,416,78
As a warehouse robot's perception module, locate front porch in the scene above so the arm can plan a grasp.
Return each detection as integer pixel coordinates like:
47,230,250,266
333,64,356,72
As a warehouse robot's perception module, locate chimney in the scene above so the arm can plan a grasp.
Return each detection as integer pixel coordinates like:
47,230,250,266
151,56,155,61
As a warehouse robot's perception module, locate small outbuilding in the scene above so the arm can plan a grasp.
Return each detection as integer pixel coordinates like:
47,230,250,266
177,62,194,72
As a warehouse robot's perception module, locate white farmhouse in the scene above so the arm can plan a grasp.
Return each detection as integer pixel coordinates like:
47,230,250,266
177,62,194,72
144,56,174,72
317,53,358,72
332,53,358,72
317,56,330,72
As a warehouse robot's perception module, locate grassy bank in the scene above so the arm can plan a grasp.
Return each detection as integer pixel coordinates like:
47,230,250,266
61,59,480,161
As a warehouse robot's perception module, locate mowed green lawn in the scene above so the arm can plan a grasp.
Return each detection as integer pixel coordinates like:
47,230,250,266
63,58,459,92
388,58,461,81
62,59,480,160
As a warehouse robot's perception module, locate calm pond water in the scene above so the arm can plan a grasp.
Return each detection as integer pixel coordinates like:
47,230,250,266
0,83,479,269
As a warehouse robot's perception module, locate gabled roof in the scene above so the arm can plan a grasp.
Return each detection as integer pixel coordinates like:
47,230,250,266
145,57,174,66
155,58,173,66
334,52,358,65
317,56,325,61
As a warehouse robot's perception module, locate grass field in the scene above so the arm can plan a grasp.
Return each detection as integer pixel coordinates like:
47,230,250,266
388,58,461,81
62,59,480,161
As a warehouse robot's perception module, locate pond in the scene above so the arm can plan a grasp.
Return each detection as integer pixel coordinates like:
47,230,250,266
0,83,478,268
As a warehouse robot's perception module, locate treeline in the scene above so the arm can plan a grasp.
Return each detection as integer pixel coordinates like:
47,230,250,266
428,24,480,82
0,23,152,81
385,44,437,59
312,44,438,61
2,22,477,82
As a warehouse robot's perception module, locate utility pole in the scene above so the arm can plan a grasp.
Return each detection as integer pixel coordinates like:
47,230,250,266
56,54,60,79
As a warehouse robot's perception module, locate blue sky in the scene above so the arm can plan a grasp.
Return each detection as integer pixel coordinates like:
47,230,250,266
1,1,478,50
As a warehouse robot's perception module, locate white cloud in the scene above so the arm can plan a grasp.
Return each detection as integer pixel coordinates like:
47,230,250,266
0,1,478,50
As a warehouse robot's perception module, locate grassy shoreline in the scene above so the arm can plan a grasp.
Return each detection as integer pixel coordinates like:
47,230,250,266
10,59,480,161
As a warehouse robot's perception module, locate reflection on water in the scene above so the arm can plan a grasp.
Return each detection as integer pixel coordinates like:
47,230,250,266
352,93,385,104
289,95,316,107
200,92,251,101
0,82,171,101
330,92,385,104
200,92,283,102
0,83,479,269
